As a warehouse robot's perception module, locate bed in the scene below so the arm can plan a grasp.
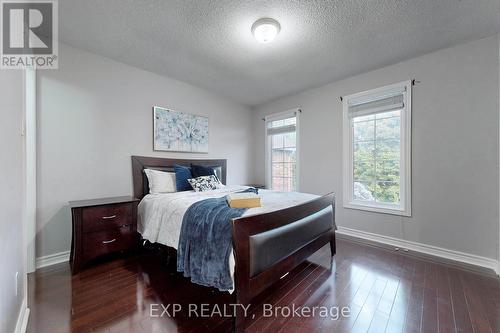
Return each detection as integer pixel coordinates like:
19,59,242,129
131,156,336,332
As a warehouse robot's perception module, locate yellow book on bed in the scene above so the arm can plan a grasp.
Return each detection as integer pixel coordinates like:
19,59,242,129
227,193,261,208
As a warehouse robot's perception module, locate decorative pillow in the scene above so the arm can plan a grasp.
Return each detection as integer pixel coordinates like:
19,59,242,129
173,165,193,191
191,164,216,178
144,169,176,194
187,175,223,192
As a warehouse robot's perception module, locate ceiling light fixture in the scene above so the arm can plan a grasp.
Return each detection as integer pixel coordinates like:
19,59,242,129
251,18,281,43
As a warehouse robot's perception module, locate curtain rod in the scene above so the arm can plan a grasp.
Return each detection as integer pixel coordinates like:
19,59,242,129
339,79,420,102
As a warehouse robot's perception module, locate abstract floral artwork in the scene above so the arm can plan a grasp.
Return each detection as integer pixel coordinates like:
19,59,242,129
153,106,209,153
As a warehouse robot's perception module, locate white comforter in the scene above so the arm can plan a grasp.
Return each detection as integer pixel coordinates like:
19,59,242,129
138,185,318,291
138,185,318,248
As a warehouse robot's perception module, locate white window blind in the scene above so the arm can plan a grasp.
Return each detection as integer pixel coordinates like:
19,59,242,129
348,93,405,118
266,123,296,136
266,111,298,134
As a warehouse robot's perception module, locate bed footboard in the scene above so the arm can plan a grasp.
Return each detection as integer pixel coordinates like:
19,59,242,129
231,193,335,332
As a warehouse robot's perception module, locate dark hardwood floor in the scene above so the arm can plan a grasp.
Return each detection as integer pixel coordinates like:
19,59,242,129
27,239,500,333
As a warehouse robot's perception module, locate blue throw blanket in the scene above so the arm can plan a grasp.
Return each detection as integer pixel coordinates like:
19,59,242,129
177,188,257,291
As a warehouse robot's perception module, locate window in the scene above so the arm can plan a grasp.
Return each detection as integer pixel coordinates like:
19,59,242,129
342,81,412,216
265,109,299,191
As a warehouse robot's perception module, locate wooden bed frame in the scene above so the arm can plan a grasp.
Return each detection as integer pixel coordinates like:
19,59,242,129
131,155,336,332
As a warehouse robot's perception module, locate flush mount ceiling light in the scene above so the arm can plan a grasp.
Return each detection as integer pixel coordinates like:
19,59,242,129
251,18,281,43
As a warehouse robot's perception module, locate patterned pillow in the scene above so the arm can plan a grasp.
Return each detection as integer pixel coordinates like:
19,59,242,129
187,175,222,192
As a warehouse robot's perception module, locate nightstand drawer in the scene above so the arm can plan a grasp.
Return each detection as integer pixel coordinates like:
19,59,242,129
82,226,136,261
82,203,133,233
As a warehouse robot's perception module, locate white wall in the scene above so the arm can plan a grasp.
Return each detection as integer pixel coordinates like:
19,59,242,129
0,71,26,333
498,33,500,268
253,36,499,260
36,44,254,258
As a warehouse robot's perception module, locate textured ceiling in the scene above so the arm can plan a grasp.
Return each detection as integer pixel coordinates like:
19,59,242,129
59,0,500,106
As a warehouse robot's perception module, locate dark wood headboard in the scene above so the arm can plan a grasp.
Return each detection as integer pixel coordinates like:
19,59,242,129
131,156,227,200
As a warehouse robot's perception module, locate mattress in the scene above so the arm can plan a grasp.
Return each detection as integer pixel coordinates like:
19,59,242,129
138,185,318,291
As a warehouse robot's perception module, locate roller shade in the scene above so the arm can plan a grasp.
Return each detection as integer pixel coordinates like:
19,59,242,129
266,109,298,136
267,124,295,135
348,89,405,118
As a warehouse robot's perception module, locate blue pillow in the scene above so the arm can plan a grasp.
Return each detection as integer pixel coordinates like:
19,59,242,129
191,164,215,178
173,165,193,191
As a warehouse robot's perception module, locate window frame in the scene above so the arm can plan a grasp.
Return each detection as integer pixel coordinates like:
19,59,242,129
342,81,412,216
265,109,300,192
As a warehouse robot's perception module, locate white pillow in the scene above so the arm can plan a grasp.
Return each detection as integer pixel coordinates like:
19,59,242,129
144,169,176,194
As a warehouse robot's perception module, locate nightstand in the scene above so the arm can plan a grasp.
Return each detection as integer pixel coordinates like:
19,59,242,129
69,196,140,274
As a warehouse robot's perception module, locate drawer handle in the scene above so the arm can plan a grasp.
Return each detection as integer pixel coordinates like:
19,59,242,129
101,215,117,220
102,239,116,244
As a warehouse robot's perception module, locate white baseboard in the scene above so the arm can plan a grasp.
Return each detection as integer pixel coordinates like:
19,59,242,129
35,250,70,269
336,226,499,275
34,231,499,275
15,297,30,333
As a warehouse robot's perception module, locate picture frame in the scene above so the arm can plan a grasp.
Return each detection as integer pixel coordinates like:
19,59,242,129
153,106,209,153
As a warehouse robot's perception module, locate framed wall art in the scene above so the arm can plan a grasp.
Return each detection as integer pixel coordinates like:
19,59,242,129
153,106,209,153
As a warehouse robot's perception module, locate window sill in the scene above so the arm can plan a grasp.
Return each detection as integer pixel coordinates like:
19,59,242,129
343,201,411,217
